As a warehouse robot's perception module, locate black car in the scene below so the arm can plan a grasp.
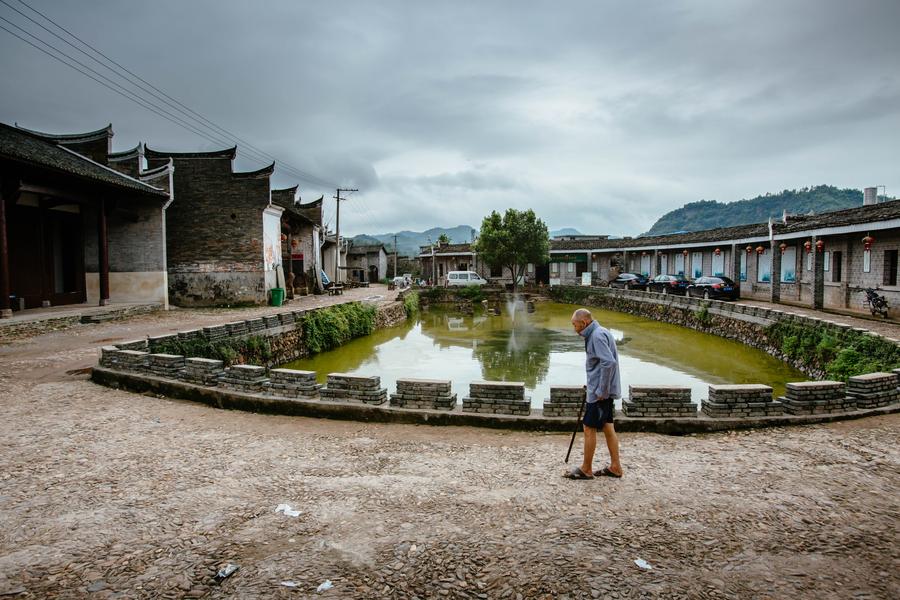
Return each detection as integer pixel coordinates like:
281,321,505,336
610,272,649,290
687,276,738,300
648,274,690,295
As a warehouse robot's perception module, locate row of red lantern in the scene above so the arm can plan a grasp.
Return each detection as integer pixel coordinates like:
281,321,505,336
593,235,876,259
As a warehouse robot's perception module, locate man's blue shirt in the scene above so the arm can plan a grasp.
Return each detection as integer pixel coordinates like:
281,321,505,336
580,320,621,403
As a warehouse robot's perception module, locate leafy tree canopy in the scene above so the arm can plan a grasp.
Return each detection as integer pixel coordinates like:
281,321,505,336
437,233,451,244
475,209,549,291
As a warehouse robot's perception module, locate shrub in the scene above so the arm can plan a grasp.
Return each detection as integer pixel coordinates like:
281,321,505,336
153,335,271,366
403,291,420,317
301,301,376,354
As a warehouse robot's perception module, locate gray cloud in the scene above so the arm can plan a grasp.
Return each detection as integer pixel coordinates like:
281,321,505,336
1,0,897,236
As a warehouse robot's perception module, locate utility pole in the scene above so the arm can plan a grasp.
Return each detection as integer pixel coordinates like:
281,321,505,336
393,234,398,278
333,188,358,284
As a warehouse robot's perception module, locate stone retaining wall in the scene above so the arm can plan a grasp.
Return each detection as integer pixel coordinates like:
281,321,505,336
548,285,899,379
778,381,856,415
390,379,457,411
320,373,388,405
462,381,531,416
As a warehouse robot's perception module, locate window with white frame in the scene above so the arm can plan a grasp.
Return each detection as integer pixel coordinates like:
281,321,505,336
781,247,797,283
864,249,871,273
692,251,703,279
675,254,685,275
824,251,831,272
566,262,575,273
757,250,772,282
740,251,747,281
807,251,813,271
712,252,725,277
527,263,534,273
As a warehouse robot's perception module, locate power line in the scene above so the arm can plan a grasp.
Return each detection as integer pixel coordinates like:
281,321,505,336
1,0,338,189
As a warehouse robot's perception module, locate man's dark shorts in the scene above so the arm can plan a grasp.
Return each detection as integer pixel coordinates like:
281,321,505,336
583,398,615,429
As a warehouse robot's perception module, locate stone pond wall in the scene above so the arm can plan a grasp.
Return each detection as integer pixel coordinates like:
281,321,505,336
101,301,408,369
548,285,899,379
90,291,900,433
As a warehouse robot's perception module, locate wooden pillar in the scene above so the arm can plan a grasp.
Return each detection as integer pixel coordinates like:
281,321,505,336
98,197,110,306
770,243,782,304
812,236,825,310
0,175,19,318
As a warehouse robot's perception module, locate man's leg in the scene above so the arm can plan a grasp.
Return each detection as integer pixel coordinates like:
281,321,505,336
601,422,622,476
581,424,597,475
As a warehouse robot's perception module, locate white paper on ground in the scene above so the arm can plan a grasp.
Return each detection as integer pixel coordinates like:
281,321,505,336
634,558,653,570
317,580,333,592
279,581,298,587
275,503,302,517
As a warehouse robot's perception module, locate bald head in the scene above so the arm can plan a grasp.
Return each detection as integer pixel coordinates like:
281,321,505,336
571,308,593,334
572,308,592,322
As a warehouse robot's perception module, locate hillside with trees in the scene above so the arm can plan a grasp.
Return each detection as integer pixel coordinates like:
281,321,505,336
642,185,871,236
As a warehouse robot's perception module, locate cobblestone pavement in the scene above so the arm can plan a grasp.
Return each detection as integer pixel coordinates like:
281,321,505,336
0,291,898,599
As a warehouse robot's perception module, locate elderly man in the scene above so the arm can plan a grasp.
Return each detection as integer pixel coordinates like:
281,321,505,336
565,308,623,480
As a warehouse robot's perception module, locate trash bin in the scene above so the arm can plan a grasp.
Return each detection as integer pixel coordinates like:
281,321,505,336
270,287,285,307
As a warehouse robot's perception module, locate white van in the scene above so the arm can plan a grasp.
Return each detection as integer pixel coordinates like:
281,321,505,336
446,271,488,287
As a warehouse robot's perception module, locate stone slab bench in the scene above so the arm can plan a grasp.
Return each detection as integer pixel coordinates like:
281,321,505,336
543,385,584,417
623,385,697,418
701,384,783,418
846,372,899,409
777,381,855,415
184,357,225,386
390,378,457,410
462,380,530,416
265,368,321,399
219,364,269,393
320,373,387,405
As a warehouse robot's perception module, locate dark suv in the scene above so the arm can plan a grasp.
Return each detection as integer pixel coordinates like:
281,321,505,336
610,273,649,290
687,276,738,300
648,274,690,295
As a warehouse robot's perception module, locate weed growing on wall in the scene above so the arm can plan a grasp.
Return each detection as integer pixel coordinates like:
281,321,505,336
422,287,446,302
767,321,900,380
694,302,711,325
153,335,272,366
457,285,486,303
301,302,377,354
403,291,420,317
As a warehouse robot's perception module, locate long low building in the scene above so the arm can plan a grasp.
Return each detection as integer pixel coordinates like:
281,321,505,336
548,200,900,314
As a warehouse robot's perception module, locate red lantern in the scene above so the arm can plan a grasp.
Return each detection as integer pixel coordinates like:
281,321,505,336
641,251,648,257
280,233,287,242
803,240,812,253
755,245,765,255
779,242,788,255
862,235,875,251
714,248,721,256
815,240,825,252
746,245,753,254
682,249,689,257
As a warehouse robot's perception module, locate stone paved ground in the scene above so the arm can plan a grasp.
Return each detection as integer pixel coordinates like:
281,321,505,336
0,292,898,599
738,299,900,339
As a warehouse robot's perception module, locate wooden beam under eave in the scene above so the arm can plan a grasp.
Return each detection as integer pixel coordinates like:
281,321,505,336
0,173,21,317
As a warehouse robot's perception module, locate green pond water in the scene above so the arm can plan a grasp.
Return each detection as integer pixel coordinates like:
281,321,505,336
282,301,806,408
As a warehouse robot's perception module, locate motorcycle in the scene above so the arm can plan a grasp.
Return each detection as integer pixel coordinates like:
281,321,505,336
863,288,889,318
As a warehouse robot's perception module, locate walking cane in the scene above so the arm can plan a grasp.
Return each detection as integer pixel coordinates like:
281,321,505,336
564,387,587,464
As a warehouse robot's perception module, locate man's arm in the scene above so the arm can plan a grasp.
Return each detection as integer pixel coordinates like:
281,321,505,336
590,333,617,399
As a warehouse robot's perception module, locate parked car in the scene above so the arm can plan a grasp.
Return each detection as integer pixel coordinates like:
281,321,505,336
687,276,738,300
609,272,650,290
648,274,690,295
446,271,488,287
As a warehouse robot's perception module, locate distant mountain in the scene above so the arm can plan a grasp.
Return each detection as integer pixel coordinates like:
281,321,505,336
352,225,476,257
550,228,582,238
643,185,868,237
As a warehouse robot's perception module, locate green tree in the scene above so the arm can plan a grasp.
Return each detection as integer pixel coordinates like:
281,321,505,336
475,209,549,292
437,233,451,244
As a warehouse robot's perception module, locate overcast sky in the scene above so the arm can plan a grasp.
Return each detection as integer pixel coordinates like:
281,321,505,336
1,0,898,236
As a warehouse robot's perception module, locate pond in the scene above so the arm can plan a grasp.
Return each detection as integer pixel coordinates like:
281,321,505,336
282,301,806,408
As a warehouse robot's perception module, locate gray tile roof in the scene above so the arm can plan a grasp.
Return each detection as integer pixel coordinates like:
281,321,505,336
0,123,168,198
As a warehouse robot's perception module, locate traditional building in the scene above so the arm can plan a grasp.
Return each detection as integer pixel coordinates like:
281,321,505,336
0,123,172,316
144,145,284,306
271,188,325,295
345,242,388,283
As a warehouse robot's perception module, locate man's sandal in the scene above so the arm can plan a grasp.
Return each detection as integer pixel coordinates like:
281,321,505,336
593,467,622,478
563,467,594,480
